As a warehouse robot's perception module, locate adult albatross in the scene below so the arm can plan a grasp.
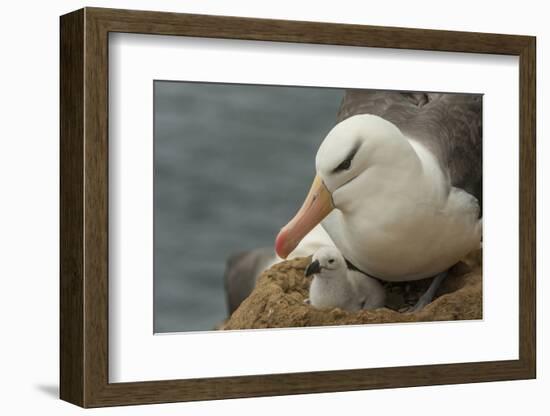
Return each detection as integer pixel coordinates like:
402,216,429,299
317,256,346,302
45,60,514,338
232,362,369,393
275,91,482,311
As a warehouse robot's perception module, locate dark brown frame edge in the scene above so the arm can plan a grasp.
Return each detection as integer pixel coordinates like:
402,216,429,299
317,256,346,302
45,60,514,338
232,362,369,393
60,7,536,408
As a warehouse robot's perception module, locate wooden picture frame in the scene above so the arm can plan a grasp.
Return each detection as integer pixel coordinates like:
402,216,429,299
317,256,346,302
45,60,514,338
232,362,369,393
60,7,536,408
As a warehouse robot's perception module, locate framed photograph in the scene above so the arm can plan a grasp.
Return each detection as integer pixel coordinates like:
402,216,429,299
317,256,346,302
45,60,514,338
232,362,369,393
60,7,536,407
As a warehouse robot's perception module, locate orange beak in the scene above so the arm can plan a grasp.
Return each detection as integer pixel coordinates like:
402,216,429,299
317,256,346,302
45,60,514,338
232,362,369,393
275,175,334,258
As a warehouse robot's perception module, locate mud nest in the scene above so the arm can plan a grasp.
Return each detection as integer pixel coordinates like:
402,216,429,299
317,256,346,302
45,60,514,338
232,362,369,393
220,249,482,330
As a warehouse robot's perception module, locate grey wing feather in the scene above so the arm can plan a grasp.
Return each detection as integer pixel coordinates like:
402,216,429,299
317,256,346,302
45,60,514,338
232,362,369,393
336,90,482,214
223,247,276,315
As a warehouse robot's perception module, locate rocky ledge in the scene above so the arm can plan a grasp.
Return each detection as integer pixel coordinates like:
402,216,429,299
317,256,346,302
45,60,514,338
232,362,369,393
220,249,482,330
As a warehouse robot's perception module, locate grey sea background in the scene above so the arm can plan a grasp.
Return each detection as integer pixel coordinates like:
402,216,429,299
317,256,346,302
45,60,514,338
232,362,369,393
154,81,344,333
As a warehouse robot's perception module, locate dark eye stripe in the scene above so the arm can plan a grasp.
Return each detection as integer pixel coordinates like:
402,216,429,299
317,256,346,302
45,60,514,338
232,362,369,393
334,158,352,172
331,142,361,174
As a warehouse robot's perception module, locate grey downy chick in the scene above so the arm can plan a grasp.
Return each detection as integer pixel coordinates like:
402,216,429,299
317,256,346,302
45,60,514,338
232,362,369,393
305,246,386,311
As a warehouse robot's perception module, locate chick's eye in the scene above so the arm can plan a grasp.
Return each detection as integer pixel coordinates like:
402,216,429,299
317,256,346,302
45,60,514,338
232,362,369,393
328,259,335,264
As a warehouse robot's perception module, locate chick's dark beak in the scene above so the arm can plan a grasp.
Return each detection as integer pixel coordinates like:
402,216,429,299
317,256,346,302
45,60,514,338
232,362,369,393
305,260,321,277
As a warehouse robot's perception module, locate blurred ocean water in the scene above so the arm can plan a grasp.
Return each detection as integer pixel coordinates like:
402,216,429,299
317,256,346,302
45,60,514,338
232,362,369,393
154,81,343,332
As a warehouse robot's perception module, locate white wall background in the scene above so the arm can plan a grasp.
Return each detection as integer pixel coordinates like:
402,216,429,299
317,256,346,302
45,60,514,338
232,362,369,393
0,0,545,414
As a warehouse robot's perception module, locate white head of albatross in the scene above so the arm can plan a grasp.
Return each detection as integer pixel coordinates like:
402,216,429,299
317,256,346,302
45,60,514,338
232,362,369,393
316,114,424,212
275,113,481,284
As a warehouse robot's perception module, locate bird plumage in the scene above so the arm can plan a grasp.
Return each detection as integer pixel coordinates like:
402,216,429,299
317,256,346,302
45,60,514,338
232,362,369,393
307,247,386,311
336,90,482,214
